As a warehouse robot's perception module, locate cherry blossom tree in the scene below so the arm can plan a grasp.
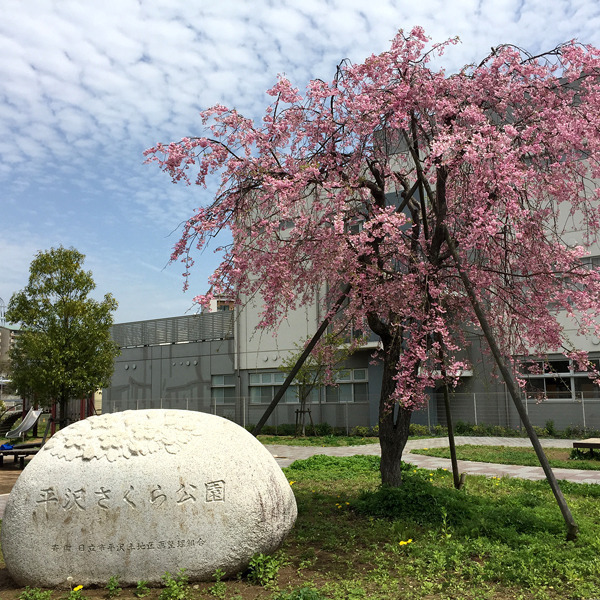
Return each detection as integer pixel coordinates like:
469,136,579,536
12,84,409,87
147,28,600,537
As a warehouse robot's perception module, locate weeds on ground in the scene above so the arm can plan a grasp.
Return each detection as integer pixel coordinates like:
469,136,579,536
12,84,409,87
282,454,600,599
19,588,52,600
63,586,86,600
134,581,150,598
5,453,600,600
159,570,189,600
105,576,121,598
207,569,227,599
273,587,328,600
246,551,287,586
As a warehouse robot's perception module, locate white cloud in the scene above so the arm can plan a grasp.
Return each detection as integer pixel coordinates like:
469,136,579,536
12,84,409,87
2,0,600,321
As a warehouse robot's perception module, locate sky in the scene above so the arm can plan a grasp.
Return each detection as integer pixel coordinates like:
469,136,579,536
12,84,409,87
2,0,600,324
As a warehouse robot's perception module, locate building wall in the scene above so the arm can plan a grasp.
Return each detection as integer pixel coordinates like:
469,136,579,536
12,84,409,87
104,338,235,414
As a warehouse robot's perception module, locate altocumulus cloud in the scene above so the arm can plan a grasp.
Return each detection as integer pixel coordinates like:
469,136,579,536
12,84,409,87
1,0,600,321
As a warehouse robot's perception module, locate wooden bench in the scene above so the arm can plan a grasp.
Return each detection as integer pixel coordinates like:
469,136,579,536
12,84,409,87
573,438,600,450
0,448,39,469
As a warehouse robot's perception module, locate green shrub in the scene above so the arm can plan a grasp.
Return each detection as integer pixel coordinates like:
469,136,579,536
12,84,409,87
314,423,333,436
454,420,471,434
564,424,587,438
408,424,429,436
570,448,599,460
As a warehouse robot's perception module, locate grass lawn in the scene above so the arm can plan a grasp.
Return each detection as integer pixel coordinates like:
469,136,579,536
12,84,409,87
2,455,600,600
410,445,600,470
257,435,380,447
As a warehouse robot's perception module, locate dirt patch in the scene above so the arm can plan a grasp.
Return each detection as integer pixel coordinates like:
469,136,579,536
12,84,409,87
0,458,32,495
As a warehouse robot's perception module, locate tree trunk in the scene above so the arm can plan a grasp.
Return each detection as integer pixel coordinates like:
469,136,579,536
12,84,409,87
378,337,412,487
379,404,412,486
58,394,68,431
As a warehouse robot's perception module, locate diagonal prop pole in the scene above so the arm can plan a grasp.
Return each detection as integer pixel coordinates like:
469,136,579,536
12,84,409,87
444,228,578,540
252,284,352,437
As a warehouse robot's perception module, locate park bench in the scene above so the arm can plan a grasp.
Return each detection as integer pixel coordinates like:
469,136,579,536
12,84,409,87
0,448,40,469
572,438,600,450
572,438,600,460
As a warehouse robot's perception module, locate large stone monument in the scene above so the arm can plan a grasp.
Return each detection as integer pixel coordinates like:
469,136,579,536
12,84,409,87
1,410,297,587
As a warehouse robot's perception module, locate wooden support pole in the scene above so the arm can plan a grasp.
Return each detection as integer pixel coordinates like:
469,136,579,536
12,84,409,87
445,228,578,540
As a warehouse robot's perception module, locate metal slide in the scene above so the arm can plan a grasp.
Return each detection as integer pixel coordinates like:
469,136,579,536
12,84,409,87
6,408,43,439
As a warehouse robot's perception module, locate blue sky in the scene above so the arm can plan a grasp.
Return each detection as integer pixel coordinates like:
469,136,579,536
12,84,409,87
2,0,600,324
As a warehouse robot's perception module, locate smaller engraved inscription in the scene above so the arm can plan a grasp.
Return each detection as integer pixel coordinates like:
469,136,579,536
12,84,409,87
50,537,205,552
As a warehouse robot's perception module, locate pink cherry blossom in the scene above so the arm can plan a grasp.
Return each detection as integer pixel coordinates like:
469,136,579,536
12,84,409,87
146,28,600,487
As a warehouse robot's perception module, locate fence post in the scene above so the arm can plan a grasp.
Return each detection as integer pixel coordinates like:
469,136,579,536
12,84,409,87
427,397,431,432
473,393,478,426
581,392,586,431
242,397,246,429
345,402,349,436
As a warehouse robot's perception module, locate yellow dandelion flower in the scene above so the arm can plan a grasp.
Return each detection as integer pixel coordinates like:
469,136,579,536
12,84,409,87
74,586,83,592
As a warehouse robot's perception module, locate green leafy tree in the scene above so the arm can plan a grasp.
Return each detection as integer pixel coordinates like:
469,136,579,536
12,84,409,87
5,247,119,427
279,333,349,436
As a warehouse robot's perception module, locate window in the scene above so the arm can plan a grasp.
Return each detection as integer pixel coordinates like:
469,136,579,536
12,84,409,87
249,372,301,404
581,256,600,269
520,358,600,400
325,369,369,403
248,369,369,404
211,374,236,404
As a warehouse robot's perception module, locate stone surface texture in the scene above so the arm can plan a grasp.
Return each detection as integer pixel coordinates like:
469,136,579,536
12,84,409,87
1,410,297,587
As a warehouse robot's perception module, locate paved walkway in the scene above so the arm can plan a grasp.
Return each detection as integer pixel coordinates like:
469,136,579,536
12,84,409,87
266,436,600,484
0,437,597,518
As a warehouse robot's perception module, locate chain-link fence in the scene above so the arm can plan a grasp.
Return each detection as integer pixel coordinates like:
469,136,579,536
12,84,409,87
412,391,600,433
105,396,372,434
105,391,600,434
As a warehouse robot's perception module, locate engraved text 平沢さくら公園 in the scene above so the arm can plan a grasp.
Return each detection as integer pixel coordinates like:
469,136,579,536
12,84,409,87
35,481,226,512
